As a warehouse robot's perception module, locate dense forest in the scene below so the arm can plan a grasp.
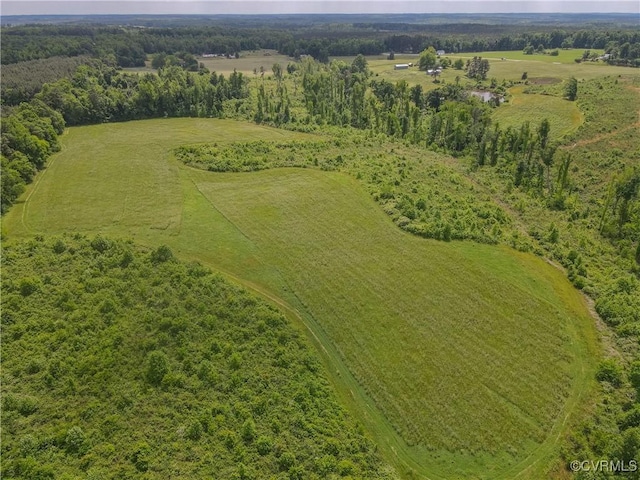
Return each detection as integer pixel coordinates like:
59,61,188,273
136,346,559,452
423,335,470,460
1,236,393,478
2,22,639,67
2,16,640,479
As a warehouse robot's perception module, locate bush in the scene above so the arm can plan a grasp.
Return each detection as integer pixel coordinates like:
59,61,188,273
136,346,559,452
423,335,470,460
146,351,169,386
150,245,173,264
65,426,85,454
337,459,356,476
186,420,203,441
3,394,38,416
19,277,40,296
229,352,242,371
596,359,624,387
52,239,66,253
131,442,150,472
256,435,272,455
278,451,296,471
630,361,640,391
241,418,256,443
90,235,110,253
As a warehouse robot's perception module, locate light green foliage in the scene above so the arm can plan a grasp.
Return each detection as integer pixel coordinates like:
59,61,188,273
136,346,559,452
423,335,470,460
492,86,583,140
565,76,578,100
3,51,638,478
418,46,437,71
2,117,599,478
595,359,624,387
1,236,390,478
145,351,169,386
629,362,640,391
175,137,514,244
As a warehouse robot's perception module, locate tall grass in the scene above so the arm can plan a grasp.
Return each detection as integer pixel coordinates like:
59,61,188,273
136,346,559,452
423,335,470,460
2,118,598,479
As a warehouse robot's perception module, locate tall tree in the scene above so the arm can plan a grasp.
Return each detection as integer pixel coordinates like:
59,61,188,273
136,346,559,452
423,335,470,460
565,77,578,101
419,47,437,71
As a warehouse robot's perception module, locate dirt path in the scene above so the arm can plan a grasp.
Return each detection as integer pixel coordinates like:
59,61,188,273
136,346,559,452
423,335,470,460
565,85,640,150
564,119,640,150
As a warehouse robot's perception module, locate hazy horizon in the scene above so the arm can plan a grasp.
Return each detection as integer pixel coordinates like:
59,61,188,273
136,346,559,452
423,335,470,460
3,0,639,16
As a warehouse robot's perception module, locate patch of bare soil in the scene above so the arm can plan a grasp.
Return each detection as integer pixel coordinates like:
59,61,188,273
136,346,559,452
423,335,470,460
529,77,561,85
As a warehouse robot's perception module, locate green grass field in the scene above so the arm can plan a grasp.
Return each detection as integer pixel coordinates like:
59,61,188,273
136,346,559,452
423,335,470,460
366,49,632,90
124,49,294,76
2,118,598,479
493,86,583,139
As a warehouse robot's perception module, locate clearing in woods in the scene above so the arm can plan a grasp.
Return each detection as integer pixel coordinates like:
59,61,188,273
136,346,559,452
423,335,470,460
3,118,598,479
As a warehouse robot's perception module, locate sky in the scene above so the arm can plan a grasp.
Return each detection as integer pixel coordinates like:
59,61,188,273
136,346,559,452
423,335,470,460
2,0,639,16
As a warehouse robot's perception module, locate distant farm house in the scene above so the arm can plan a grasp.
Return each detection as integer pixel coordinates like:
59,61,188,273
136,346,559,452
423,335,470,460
394,64,410,70
201,53,217,58
436,50,445,56
427,68,443,75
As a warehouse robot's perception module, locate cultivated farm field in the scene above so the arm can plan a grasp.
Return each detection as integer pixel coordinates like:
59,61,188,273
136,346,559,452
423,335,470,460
3,118,599,479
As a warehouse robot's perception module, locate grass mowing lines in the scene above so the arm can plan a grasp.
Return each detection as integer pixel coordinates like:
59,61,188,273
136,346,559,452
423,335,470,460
196,167,596,478
493,86,583,140
3,118,313,239
3,118,598,480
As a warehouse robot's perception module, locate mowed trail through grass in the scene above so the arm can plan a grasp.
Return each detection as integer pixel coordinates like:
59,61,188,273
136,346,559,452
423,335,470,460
189,168,597,478
3,119,598,479
492,86,583,139
12,119,311,238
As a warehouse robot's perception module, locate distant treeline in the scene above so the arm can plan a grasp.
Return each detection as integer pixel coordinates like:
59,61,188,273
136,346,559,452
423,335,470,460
2,24,639,67
0,55,101,105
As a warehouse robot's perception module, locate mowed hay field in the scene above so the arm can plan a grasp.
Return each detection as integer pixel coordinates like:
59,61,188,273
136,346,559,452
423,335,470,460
3,119,598,479
188,168,597,478
492,86,583,139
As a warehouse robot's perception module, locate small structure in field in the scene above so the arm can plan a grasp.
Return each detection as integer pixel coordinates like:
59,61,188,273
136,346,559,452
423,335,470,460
394,64,409,70
436,50,445,56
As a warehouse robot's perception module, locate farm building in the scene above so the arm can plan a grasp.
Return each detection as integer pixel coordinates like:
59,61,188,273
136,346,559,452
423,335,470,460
394,64,409,70
436,50,445,56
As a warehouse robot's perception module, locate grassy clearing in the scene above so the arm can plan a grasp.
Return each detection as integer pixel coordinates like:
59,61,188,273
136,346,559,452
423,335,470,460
366,50,632,91
199,50,294,75
6,119,312,239
3,118,598,479
493,86,583,139
475,49,604,64
188,167,597,478
123,49,295,76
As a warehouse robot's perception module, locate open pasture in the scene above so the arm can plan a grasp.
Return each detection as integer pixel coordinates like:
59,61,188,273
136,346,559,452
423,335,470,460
123,49,294,76
493,86,583,139
3,118,598,479
474,48,604,64
366,49,632,90
198,49,293,75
